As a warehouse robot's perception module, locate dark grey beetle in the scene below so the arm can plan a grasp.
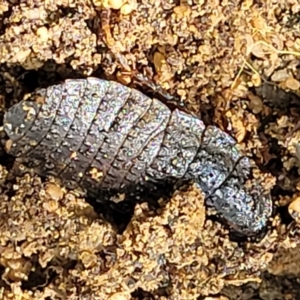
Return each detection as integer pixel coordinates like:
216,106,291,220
3,77,272,235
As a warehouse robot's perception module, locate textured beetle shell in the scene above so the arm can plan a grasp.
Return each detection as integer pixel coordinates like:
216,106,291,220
3,77,272,235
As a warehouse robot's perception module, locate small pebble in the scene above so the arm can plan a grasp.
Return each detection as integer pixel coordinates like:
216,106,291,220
103,0,127,10
285,77,300,91
44,183,64,202
288,196,300,221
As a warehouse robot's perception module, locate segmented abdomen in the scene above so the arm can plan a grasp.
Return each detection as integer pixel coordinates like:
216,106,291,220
3,77,272,235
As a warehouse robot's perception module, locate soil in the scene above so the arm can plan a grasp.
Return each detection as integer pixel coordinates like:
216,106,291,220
1,0,300,299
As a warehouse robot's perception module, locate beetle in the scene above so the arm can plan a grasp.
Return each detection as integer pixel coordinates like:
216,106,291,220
3,77,273,235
